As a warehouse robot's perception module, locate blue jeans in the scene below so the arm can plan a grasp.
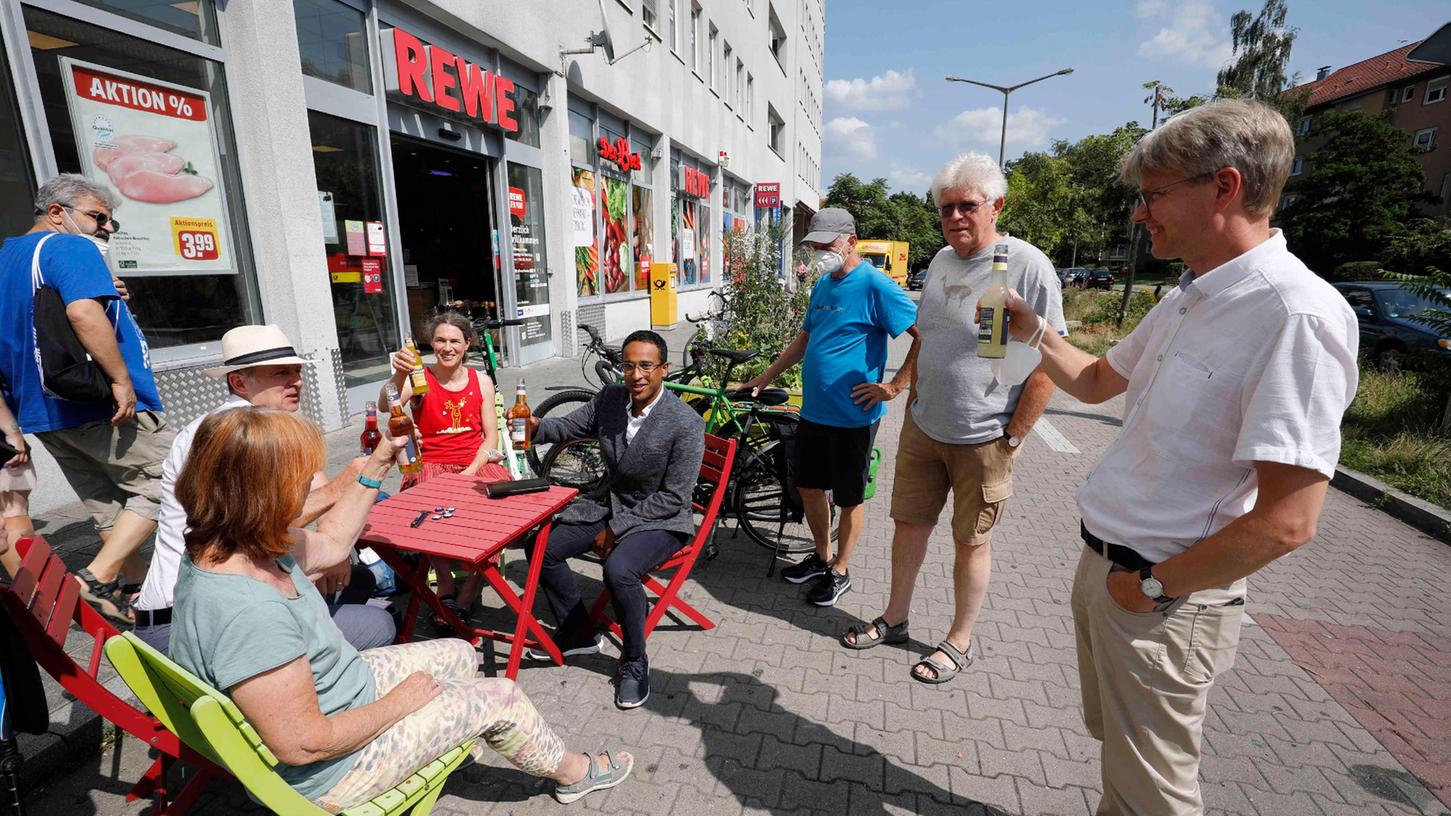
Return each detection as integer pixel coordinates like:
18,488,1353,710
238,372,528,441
526,521,686,662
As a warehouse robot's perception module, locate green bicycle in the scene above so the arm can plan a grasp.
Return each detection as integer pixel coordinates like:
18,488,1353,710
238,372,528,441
540,347,836,562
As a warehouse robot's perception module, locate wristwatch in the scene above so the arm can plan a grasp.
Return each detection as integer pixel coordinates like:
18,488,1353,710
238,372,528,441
1005,434,1022,449
1138,566,1172,603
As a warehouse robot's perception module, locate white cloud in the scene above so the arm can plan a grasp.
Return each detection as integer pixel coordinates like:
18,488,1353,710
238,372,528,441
935,106,1064,157
825,69,917,111
888,164,932,190
1137,0,1233,70
823,116,877,161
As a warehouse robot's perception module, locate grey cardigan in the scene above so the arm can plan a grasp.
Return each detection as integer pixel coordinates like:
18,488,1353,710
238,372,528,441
535,385,705,538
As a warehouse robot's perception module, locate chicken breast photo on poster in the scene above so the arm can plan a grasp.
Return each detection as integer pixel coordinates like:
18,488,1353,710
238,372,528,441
59,58,235,276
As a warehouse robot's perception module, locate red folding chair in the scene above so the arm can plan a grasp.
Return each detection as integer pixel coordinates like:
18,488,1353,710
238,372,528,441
589,434,736,641
1,535,225,813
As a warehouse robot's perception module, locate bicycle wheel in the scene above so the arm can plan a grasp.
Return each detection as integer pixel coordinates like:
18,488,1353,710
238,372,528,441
539,437,610,492
527,388,596,476
733,416,835,554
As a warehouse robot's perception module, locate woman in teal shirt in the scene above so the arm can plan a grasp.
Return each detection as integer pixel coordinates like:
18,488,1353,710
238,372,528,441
168,408,630,810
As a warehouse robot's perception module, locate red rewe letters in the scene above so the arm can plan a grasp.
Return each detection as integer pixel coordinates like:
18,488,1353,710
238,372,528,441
381,27,518,133
680,166,710,198
596,136,642,172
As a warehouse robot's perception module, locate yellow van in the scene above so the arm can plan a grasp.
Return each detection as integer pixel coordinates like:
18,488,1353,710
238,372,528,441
857,240,910,288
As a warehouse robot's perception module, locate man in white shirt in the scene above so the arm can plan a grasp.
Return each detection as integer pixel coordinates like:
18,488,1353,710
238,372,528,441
995,100,1359,815
133,325,395,653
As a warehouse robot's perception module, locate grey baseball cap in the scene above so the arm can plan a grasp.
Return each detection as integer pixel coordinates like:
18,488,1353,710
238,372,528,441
801,207,856,245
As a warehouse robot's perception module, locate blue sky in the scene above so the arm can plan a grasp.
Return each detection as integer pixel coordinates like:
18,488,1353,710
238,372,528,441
820,0,1450,194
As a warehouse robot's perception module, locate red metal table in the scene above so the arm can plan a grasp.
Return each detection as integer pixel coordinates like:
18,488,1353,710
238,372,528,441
357,474,578,680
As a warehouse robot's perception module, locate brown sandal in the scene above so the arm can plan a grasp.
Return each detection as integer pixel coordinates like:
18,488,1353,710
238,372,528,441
75,569,134,629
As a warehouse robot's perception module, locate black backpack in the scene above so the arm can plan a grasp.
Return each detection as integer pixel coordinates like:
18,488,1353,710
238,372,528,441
29,234,112,403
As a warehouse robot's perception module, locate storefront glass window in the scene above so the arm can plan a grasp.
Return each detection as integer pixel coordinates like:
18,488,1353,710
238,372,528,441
599,174,629,294
307,110,400,384
66,0,219,44
568,110,593,163
677,198,698,286
571,166,597,297
0,38,36,236
506,163,551,345
632,185,652,291
26,7,255,349
504,85,541,148
292,0,372,93
697,200,711,284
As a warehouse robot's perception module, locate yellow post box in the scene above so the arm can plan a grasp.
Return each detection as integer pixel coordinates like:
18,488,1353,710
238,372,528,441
650,262,678,329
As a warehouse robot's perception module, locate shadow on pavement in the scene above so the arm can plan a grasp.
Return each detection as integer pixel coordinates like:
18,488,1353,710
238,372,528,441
1043,407,1122,428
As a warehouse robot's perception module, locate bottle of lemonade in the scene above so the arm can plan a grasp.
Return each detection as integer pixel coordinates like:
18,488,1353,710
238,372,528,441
977,243,1010,359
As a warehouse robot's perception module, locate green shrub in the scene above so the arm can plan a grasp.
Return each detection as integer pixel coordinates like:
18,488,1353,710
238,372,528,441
1340,367,1451,509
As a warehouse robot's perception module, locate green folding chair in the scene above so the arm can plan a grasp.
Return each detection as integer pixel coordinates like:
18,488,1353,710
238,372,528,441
104,632,474,815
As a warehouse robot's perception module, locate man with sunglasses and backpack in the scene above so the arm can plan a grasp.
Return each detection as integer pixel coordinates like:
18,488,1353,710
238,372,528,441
0,173,172,627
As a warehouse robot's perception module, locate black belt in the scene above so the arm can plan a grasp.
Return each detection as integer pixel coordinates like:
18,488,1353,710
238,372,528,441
1080,521,1154,572
133,607,172,627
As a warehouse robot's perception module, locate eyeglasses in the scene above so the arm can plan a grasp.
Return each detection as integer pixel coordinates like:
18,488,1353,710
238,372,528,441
65,205,120,231
620,362,664,374
1136,174,1214,218
938,199,990,218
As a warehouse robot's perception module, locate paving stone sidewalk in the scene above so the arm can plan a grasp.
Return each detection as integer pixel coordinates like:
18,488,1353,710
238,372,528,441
21,327,1451,816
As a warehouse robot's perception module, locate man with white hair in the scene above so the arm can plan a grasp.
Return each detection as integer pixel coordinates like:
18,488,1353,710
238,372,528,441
133,325,397,653
996,99,1358,814
0,173,172,626
839,153,1065,686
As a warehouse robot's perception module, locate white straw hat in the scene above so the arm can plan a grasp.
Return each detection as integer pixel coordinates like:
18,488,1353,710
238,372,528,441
203,325,313,379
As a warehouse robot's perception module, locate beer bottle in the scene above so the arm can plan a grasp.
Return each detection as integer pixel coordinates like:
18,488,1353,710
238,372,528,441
506,379,531,450
359,400,382,455
404,336,430,398
385,383,423,475
977,242,1010,359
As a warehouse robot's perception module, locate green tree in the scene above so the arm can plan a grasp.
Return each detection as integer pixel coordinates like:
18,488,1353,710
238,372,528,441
1000,151,1073,258
823,173,944,269
1216,0,1310,122
886,190,945,269
1278,111,1435,272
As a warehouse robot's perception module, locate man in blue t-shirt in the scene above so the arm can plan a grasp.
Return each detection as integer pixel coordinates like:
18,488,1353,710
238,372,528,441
0,174,173,627
742,208,920,606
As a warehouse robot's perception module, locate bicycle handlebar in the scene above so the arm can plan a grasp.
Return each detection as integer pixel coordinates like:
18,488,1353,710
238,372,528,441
471,317,526,330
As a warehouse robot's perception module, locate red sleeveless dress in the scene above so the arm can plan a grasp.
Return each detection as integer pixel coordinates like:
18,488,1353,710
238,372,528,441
401,367,511,489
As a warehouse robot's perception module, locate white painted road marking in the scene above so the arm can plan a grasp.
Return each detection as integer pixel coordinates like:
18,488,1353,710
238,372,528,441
1034,417,1080,454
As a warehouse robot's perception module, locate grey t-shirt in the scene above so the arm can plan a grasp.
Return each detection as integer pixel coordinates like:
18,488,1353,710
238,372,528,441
910,236,1067,444
169,554,376,801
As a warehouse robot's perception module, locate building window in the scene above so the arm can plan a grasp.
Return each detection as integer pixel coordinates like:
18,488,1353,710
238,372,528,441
308,111,399,382
67,0,220,44
1414,127,1438,152
1297,116,1311,135
689,3,701,73
25,6,258,352
0,37,36,236
767,5,787,68
708,24,718,88
735,58,744,111
293,0,372,94
1401,85,1416,103
722,43,732,106
746,73,754,123
506,163,552,345
642,0,657,31
767,104,785,156
668,0,678,53
1427,77,1447,105
1290,157,1303,176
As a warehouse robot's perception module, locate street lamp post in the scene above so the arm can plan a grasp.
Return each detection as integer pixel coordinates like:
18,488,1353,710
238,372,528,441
945,68,1074,167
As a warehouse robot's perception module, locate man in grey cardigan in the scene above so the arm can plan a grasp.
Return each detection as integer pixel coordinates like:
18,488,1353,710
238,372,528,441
525,330,705,708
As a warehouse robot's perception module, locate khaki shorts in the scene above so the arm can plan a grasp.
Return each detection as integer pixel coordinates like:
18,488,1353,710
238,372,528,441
36,411,175,531
889,410,1013,545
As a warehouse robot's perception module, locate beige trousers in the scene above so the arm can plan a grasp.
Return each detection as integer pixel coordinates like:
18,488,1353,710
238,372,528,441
1071,545,1246,816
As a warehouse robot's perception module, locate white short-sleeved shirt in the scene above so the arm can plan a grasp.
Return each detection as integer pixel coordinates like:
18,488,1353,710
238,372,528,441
1077,230,1359,563
133,394,251,612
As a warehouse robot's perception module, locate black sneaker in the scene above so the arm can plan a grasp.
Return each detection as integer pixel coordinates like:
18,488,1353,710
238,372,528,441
615,658,650,709
524,632,603,662
782,552,833,584
807,570,851,607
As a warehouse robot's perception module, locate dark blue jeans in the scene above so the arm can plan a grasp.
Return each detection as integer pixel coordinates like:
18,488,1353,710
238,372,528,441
527,520,686,662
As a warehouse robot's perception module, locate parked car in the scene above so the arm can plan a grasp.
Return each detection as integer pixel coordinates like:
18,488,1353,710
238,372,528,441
1060,267,1090,288
1085,268,1115,290
1333,281,1451,370
907,268,927,291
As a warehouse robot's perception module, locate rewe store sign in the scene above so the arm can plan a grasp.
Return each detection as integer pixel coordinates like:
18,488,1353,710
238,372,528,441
380,28,519,132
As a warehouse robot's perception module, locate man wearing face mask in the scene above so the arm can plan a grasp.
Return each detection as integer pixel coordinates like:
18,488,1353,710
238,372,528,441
839,153,1067,684
742,208,919,607
0,174,172,628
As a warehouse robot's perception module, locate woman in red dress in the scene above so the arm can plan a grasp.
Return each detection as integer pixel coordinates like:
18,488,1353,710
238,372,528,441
382,312,511,626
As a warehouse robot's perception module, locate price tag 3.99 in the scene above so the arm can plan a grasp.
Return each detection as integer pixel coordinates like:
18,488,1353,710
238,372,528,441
170,216,221,261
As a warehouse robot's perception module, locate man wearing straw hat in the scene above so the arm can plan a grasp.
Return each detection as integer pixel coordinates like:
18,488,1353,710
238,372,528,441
133,325,397,652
